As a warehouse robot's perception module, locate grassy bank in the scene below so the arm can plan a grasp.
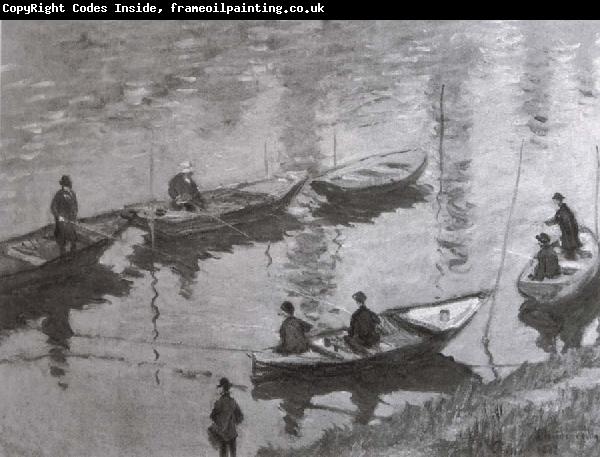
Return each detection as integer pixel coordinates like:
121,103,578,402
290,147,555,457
257,347,600,457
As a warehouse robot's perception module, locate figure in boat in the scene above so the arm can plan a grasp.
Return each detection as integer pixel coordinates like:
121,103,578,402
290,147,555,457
168,161,206,211
275,301,313,355
50,175,78,257
545,192,582,259
344,291,381,351
528,232,561,282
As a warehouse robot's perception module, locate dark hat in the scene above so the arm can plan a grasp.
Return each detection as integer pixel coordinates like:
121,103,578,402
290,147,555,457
280,301,294,315
536,233,551,244
352,291,367,303
552,192,564,201
217,377,231,390
59,175,72,187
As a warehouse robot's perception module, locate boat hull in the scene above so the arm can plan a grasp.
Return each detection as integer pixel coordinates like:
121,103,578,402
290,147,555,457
517,228,599,304
310,149,427,202
0,212,127,294
123,176,306,238
250,291,486,382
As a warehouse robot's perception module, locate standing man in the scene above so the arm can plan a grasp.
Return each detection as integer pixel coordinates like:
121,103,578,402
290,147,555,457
168,161,205,211
545,192,582,259
210,377,243,457
50,175,78,257
344,291,381,351
275,301,313,355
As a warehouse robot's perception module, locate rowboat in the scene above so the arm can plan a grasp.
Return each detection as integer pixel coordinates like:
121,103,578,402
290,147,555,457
249,291,488,381
122,173,307,238
0,211,128,293
310,149,427,201
517,227,599,304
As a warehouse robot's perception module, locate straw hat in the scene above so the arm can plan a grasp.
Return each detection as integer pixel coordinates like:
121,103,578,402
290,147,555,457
179,161,193,173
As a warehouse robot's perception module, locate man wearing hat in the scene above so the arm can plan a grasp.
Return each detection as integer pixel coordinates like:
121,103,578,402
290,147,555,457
275,301,313,354
168,161,205,211
50,175,78,256
529,233,561,281
545,192,582,259
209,377,243,457
344,291,381,351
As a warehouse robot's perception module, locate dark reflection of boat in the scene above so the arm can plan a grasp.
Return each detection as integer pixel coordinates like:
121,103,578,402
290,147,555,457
311,183,432,226
518,270,600,353
0,260,132,385
310,149,427,202
252,353,478,435
0,211,128,294
127,212,304,284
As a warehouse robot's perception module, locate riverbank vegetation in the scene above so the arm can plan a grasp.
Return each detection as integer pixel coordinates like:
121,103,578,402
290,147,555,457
258,346,600,457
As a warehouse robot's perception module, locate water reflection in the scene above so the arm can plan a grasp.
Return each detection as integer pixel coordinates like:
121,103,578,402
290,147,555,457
252,354,478,436
519,273,600,353
0,262,132,386
127,213,304,296
311,184,432,226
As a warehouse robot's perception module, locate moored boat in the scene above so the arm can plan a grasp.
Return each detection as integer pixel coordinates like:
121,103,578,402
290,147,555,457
0,211,128,293
310,149,427,201
122,173,307,238
249,291,488,381
517,227,599,304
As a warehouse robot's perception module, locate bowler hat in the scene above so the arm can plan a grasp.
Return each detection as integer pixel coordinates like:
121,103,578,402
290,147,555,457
280,301,294,315
59,175,72,187
352,291,367,303
217,377,231,390
536,233,551,244
552,192,564,201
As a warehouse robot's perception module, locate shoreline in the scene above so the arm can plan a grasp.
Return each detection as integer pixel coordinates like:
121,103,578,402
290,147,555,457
257,345,600,457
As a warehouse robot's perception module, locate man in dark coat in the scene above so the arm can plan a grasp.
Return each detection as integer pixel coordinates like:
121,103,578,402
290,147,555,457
344,291,381,351
529,233,561,281
168,161,205,211
209,377,243,457
275,301,313,354
545,192,582,259
50,175,78,256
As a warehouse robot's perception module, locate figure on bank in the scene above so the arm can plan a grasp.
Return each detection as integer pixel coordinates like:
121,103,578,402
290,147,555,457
275,301,313,355
209,377,244,457
344,291,381,352
168,160,206,211
50,175,78,257
528,232,561,281
545,192,582,259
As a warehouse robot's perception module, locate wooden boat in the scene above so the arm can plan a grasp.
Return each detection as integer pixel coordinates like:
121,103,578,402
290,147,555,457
122,173,307,238
249,291,488,381
0,211,128,293
517,227,599,304
310,149,427,201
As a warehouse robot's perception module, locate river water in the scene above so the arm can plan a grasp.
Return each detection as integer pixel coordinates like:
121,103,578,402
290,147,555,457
2,20,600,457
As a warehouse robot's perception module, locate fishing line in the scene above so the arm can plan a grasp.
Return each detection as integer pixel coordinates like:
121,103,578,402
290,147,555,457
482,139,525,380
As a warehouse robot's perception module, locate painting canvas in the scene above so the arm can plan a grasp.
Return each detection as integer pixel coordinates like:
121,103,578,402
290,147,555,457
2,20,600,457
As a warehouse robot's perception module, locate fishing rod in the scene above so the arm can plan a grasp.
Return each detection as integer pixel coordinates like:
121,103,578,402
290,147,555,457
65,219,200,272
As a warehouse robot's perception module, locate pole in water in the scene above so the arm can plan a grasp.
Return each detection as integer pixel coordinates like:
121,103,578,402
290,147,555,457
595,145,599,237
264,140,269,178
333,127,337,167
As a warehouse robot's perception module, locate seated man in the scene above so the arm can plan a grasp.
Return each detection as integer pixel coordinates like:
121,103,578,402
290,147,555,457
168,161,206,211
529,233,561,281
344,291,381,351
275,301,313,355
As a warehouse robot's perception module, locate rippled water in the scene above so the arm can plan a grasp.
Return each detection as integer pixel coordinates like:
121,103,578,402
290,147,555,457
2,20,600,457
